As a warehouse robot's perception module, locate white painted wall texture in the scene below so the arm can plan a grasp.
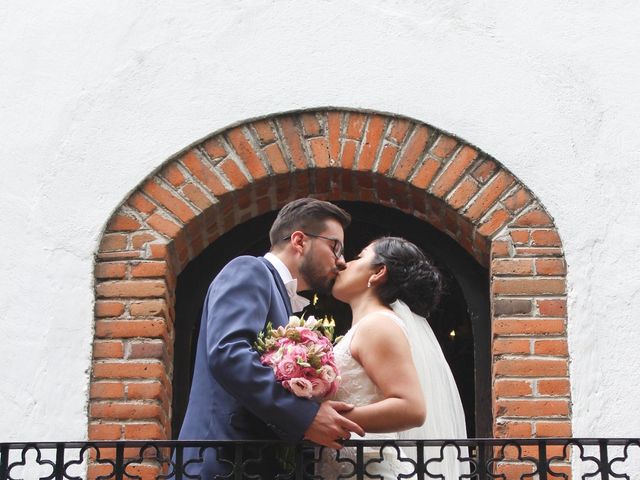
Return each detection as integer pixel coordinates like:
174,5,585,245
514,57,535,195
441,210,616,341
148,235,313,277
1,0,639,461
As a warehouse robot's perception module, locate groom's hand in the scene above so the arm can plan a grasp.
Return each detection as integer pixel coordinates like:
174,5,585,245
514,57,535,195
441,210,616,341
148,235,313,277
304,401,365,449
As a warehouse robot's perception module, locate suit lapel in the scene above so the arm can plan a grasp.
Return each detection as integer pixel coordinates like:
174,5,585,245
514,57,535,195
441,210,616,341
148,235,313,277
259,257,293,317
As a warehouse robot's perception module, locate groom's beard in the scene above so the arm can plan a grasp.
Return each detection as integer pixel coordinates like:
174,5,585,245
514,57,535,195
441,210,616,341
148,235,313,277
299,251,335,294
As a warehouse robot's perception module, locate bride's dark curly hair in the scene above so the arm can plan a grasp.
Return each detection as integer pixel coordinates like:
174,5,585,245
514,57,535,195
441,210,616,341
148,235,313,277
370,236,443,318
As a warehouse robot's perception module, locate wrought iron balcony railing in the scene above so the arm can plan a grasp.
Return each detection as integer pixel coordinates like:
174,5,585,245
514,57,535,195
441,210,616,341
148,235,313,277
1,438,638,479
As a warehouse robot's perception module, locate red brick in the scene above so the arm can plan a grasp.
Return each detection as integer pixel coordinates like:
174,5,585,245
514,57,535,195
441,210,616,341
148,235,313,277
536,421,571,437
510,229,530,245
514,209,553,227
148,243,169,260
340,140,358,170
219,158,249,189
495,399,569,417
373,144,398,175
495,379,533,397
492,258,534,275
127,381,165,401
94,340,125,359
263,143,290,174
494,358,568,377
493,463,535,476
493,278,565,295
495,421,533,438
465,170,516,221
327,112,341,162
129,299,169,317
89,423,122,440
410,157,441,189
538,379,570,396
252,120,277,144
309,138,331,168
537,299,567,317
388,119,411,144
160,164,185,187
129,232,155,250
146,213,182,238
128,340,165,359
430,146,478,197
346,112,366,139
531,229,562,247
203,138,227,159
128,192,157,215
503,187,533,213
491,239,512,258
393,125,431,180
180,150,228,197
182,183,213,211
123,422,165,440
95,262,127,279
301,112,321,136
471,159,497,183
90,382,125,399
131,262,167,278
357,115,386,171
95,320,168,339
431,135,458,158
493,319,565,335
227,127,267,180
142,181,195,224
447,177,479,210
93,361,166,379
477,208,511,237
95,300,126,318
279,117,308,169
107,214,141,232
90,401,164,421
493,338,531,355
534,339,568,356
536,258,566,276
99,233,127,253
96,280,166,298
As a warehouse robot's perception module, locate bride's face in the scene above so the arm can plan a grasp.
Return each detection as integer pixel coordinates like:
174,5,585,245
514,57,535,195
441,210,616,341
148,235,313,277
331,243,379,303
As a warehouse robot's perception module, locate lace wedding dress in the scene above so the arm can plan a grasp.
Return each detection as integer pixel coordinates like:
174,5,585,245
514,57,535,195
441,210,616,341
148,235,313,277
316,302,468,479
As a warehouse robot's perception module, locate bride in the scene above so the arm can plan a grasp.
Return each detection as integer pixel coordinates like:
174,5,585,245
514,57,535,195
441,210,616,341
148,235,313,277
317,236,468,479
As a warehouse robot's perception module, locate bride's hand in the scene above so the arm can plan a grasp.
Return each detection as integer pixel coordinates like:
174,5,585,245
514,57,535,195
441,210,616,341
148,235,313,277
304,400,365,449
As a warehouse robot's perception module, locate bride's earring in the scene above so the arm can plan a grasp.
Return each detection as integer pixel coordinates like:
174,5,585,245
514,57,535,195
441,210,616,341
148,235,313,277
367,280,371,288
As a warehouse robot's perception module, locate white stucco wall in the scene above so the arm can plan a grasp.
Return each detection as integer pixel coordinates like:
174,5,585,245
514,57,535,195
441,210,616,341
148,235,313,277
1,0,639,462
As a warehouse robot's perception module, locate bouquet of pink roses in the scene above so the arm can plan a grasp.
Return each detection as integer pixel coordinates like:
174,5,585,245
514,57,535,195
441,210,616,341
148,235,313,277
254,315,340,400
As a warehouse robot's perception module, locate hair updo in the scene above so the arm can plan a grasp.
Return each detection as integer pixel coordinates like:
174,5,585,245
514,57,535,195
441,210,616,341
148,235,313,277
370,237,443,318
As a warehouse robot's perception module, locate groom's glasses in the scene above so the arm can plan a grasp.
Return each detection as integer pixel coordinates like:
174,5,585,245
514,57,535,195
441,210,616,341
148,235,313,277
283,232,344,259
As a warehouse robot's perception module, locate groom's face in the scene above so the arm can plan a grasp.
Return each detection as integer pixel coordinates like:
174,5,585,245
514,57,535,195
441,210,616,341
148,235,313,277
299,219,346,294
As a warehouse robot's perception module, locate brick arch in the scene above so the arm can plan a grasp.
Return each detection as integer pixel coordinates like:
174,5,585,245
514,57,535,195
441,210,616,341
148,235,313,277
91,109,570,451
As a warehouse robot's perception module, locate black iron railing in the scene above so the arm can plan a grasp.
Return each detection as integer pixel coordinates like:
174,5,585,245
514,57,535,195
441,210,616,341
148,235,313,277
0,438,638,479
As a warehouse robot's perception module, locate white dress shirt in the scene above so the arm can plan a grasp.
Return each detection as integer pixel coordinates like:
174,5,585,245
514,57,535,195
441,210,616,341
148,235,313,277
264,252,311,312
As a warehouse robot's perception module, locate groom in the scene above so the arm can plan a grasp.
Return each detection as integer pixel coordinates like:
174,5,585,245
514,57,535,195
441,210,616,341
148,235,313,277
177,198,364,477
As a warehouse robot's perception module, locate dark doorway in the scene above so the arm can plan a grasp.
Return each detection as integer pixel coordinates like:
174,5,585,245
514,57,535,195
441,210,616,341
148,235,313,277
171,201,491,438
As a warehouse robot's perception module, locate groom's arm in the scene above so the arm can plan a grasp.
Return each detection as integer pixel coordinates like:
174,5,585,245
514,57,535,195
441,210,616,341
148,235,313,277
205,256,319,441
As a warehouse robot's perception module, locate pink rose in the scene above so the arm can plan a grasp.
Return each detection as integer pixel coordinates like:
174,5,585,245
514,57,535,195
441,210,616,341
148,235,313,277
297,327,320,344
276,355,302,380
319,364,338,383
288,377,313,398
310,377,330,399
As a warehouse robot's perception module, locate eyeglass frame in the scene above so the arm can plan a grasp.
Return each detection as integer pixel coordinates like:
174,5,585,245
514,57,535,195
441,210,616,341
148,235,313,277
282,231,344,259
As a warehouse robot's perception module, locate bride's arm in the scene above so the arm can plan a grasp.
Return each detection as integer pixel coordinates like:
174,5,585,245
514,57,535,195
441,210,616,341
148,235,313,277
342,315,426,433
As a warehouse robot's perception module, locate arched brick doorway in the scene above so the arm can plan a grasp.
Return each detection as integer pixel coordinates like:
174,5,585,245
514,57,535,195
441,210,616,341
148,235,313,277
91,109,570,449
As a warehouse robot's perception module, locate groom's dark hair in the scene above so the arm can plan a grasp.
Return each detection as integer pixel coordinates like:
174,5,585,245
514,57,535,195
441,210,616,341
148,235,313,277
269,198,351,248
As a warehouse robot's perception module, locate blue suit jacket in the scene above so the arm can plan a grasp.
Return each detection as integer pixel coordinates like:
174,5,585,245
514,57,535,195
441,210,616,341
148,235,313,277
177,256,320,477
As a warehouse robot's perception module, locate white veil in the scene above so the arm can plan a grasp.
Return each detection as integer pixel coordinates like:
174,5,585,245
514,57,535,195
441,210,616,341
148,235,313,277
391,299,469,477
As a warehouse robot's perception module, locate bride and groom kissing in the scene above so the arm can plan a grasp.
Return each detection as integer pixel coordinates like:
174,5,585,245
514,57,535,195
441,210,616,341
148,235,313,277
178,198,467,479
